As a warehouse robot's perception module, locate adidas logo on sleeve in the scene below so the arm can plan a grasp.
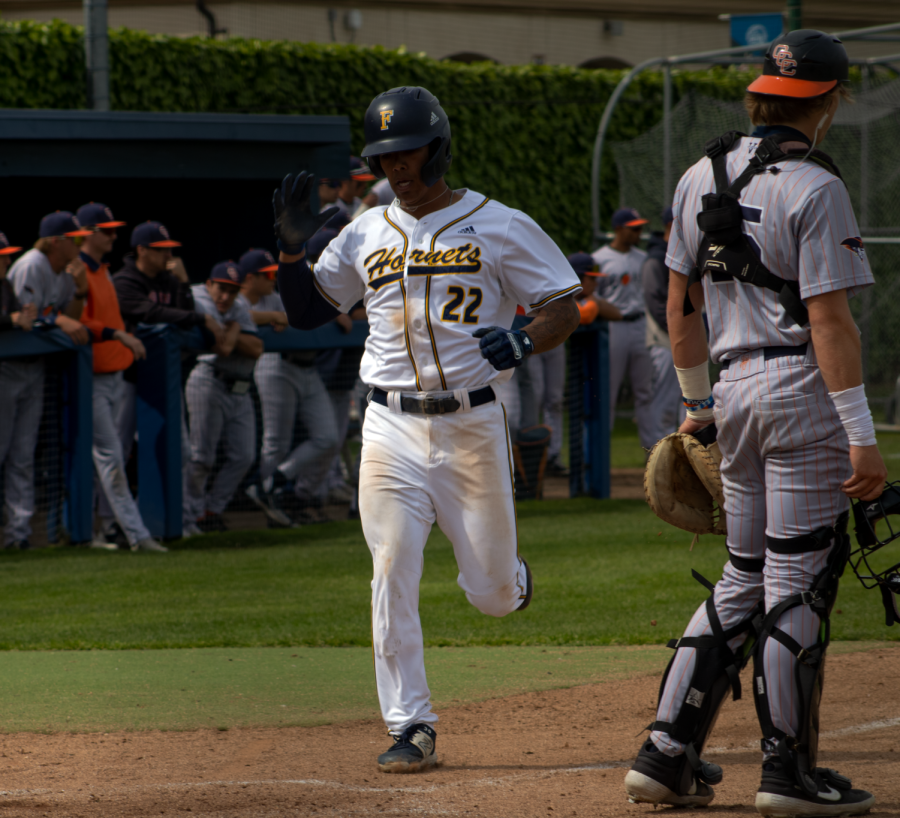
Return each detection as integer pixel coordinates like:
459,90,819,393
457,225,476,235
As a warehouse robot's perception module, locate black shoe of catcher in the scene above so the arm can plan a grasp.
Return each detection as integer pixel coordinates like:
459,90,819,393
755,759,874,818
624,740,716,807
377,723,437,774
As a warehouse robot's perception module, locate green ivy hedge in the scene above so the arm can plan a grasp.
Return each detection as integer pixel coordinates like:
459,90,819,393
0,19,757,251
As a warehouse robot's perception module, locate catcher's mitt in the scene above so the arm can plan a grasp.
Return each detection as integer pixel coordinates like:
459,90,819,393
644,428,726,536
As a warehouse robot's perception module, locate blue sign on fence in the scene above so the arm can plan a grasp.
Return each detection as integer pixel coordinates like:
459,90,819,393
730,13,784,48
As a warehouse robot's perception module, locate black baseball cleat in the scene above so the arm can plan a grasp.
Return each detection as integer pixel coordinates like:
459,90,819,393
517,559,533,611
377,723,437,773
624,740,716,807
246,484,294,528
755,759,874,817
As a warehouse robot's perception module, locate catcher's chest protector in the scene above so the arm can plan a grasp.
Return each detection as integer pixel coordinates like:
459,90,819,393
684,131,842,329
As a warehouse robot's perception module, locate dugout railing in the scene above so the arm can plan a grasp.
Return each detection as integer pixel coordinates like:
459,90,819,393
0,327,94,544
3,319,611,544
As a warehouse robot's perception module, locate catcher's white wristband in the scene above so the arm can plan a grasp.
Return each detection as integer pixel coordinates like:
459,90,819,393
830,384,877,447
676,361,714,422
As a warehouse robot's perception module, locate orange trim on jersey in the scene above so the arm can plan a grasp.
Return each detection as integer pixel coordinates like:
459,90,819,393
399,279,422,391
429,197,491,251
747,75,838,99
529,283,581,311
423,277,447,390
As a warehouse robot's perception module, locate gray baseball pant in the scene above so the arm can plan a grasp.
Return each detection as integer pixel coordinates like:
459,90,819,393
254,353,339,484
608,317,656,450
0,360,44,544
97,378,191,526
92,371,151,546
527,343,566,459
183,364,256,521
648,345,685,442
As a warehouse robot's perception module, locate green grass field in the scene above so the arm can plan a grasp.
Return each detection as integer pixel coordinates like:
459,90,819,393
0,417,895,732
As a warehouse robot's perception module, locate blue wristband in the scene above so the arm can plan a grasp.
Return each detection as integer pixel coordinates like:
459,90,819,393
682,395,715,410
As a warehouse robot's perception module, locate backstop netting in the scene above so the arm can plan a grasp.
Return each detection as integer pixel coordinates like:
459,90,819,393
610,80,900,415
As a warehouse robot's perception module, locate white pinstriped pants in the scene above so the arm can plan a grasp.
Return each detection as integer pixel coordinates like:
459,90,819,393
651,355,851,756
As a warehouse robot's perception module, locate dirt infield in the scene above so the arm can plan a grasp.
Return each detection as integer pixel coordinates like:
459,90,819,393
1,645,897,817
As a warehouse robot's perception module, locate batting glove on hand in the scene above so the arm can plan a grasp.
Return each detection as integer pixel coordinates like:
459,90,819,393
273,171,340,255
472,326,535,370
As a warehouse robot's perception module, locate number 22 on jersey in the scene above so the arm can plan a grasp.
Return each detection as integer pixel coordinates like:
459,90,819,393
441,286,483,324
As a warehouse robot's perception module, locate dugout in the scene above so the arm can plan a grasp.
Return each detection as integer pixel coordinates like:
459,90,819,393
0,109,351,276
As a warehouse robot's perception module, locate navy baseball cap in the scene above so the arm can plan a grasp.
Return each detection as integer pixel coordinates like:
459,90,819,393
239,248,278,275
661,206,674,225
307,228,339,260
0,232,22,256
611,208,648,228
131,221,181,248
209,260,246,286
350,155,377,182
568,252,599,277
76,202,126,229
39,211,93,239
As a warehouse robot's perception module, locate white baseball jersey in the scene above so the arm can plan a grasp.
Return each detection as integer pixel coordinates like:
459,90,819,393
591,245,648,317
8,248,75,319
311,190,581,392
667,135,874,362
191,284,259,379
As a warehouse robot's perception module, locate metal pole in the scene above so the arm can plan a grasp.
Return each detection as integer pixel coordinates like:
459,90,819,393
859,67,872,383
663,64,673,208
83,0,109,111
787,0,802,32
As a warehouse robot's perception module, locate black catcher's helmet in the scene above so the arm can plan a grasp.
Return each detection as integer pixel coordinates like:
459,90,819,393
361,86,452,188
747,29,849,99
851,482,900,626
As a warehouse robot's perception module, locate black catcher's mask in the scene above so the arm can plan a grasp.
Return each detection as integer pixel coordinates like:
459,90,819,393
851,481,900,626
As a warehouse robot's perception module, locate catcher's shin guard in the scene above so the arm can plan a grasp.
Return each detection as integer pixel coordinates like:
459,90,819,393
752,513,850,798
649,569,763,785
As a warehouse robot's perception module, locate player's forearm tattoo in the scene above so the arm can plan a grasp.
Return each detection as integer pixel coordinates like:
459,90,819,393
525,296,580,354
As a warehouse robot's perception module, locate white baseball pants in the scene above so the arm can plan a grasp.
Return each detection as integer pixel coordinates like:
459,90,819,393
184,364,256,521
651,354,850,756
0,360,44,544
608,317,656,450
254,354,339,485
359,396,528,735
648,345,685,442
92,371,152,546
527,344,566,459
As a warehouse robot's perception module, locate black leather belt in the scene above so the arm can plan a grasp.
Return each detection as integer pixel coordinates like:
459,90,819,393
212,368,252,394
371,385,495,415
621,313,645,322
720,343,808,370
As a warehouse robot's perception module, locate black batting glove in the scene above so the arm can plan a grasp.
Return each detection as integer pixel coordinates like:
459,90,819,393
273,171,340,255
472,326,535,370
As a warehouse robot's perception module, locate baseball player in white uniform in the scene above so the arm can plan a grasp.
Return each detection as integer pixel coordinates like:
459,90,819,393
273,86,580,773
184,262,263,533
238,248,340,527
592,209,657,451
4,212,92,549
624,31,886,818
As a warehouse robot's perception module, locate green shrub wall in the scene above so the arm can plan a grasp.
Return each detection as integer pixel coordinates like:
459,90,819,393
0,19,756,251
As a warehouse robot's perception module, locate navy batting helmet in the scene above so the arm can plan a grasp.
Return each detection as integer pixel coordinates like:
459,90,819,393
361,86,452,188
747,29,849,99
